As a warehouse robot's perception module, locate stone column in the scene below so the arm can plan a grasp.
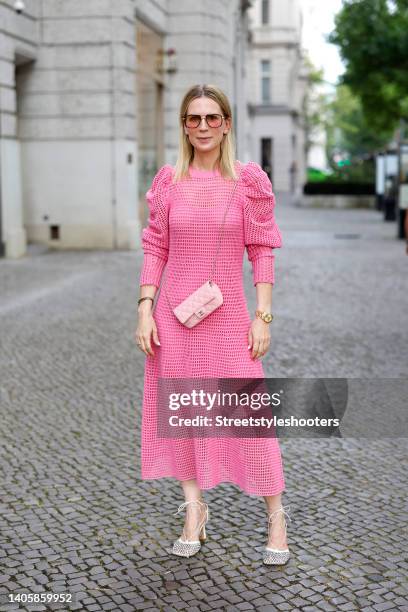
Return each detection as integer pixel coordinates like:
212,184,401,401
20,0,139,250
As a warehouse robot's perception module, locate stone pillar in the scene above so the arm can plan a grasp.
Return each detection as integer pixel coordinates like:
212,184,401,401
164,0,241,164
0,0,39,258
20,0,139,250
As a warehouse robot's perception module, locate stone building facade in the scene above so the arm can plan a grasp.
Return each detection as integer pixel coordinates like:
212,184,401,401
247,0,307,194
0,0,306,259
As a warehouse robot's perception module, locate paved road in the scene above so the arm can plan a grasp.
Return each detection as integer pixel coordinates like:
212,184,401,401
0,196,407,611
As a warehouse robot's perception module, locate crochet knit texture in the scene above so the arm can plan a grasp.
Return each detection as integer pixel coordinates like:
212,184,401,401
139,160,285,495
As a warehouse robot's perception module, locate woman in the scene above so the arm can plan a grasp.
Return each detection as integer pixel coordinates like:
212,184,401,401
135,84,291,565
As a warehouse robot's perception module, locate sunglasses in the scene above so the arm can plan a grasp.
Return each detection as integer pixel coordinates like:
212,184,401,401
183,114,226,129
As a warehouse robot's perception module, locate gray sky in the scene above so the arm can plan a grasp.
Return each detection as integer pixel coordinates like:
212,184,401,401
301,0,345,86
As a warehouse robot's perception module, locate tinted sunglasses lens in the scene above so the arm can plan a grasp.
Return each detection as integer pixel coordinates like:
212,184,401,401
207,114,222,127
185,115,223,128
186,115,200,127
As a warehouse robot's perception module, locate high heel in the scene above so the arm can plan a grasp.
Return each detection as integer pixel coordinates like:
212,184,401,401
199,523,206,541
263,505,291,565
172,500,209,558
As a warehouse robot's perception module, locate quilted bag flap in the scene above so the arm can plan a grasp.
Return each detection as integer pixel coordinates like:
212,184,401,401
173,281,222,324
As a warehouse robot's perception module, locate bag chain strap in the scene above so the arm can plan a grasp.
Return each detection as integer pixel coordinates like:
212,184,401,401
160,162,243,311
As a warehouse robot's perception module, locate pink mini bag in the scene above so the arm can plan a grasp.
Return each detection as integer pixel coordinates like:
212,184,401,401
172,279,224,328
161,164,242,328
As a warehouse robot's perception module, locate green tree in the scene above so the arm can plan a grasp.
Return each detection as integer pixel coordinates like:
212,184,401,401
325,84,391,162
328,0,408,133
301,56,328,159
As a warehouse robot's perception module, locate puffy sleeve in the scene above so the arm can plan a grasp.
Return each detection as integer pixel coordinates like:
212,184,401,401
139,164,173,288
242,161,283,286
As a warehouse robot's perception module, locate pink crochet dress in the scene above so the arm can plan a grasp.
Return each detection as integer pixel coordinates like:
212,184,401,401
139,160,285,496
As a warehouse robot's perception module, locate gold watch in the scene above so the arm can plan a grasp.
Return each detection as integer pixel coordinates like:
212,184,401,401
255,310,274,323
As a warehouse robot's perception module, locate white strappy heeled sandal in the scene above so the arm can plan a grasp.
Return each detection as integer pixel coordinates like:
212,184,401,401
263,505,291,565
172,500,209,558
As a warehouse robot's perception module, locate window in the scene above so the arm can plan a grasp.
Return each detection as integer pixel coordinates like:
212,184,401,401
49,225,60,240
261,138,273,184
261,60,271,103
261,0,269,25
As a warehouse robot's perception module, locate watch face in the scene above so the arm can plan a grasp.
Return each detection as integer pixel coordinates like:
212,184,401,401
264,314,272,322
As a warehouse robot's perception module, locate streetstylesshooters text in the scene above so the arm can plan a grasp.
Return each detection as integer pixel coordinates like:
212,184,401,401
166,389,340,429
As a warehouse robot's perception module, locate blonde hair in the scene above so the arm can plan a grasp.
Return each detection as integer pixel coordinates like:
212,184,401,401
173,84,238,182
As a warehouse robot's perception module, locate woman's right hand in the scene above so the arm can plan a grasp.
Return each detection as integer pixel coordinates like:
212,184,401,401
135,304,161,357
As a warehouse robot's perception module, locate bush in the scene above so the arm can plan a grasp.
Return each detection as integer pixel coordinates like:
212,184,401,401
307,167,333,182
303,182,375,195
325,159,375,184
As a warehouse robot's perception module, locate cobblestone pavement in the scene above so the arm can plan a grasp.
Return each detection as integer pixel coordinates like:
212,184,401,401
0,196,407,612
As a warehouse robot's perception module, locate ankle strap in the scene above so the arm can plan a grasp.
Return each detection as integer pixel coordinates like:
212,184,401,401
268,505,291,520
268,505,291,538
174,500,209,539
174,500,209,518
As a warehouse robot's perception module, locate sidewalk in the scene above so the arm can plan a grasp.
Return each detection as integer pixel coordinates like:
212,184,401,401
0,199,407,611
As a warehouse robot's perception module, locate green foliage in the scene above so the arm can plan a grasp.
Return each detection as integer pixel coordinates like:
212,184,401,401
301,55,330,157
325,85,391,163
307,167,333,182
328,0,408,132
308,160,375,185
325,159,376,184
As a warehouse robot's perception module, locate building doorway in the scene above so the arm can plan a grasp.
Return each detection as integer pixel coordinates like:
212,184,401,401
261,137,273,184
136,19,165,229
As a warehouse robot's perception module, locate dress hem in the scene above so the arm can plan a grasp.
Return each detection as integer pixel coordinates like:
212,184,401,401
140,473,286,497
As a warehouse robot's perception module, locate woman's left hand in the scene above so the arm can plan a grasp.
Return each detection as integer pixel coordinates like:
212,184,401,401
248,317,271,360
